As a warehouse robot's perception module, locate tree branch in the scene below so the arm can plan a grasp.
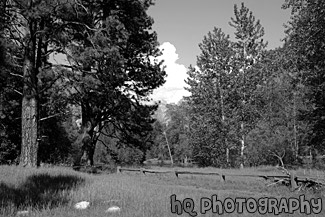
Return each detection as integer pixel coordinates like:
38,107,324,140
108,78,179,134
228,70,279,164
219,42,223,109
9,72,23,78
272,151,290,175
66,21,96,31
39,113,64,122
74,0,89,14
13,89,23,95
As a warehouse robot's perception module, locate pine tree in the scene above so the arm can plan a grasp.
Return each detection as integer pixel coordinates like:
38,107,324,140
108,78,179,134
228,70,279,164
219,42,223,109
11,0,74,167
54,0,166,165
185,28,234,167
228,3,267,168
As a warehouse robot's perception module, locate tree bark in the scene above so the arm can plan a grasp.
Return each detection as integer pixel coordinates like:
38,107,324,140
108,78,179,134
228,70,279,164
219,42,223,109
20,47,39,167
81,102,95,166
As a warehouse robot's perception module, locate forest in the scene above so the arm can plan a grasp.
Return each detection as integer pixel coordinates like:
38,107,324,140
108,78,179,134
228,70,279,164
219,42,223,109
1,0,325,169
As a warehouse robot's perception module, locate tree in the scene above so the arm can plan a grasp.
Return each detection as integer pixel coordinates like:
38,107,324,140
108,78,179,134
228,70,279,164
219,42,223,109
185,3,267,168
155,102,174,165
283,0,325,157
2,0,97,167
9,0,79,167
185,28,234,167
150,101,191,164
166,101,191,163
244,48,310,166
228,3,267,167
55,0,166,165
0,0,164,167
0,0,23,164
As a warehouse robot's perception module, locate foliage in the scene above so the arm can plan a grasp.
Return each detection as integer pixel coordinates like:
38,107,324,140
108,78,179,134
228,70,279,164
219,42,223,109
0,11,22,164
54,0,166,165
243,48,307,166
147,101,191,164
284,0,325,154
185,28,234,167
185,3,267,167
0,0,165,166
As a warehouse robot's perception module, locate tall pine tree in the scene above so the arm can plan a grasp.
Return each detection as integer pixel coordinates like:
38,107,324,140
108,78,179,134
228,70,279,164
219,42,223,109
228,3,267,167
185,28,234,167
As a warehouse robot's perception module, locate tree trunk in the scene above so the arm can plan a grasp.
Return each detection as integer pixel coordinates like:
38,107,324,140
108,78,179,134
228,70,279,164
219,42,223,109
81,102,95,166
163,131,174,165
240,122,245,169
20,48,39,167
293,91,298,159
21,97,39,167
218,76,229,166
84,130,95,166
87,140,95,166
240,44,247,169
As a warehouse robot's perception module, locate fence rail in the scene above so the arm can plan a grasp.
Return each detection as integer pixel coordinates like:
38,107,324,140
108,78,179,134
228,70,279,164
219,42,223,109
116,166,325,191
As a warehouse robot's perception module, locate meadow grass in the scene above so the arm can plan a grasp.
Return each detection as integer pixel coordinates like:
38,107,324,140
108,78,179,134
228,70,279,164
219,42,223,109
0,165,324,216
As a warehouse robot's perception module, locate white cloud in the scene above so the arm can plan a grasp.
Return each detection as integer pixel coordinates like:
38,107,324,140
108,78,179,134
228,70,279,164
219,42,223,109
151,42,190,104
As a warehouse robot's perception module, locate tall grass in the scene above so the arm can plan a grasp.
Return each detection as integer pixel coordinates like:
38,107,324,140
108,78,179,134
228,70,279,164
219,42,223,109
0,166,86,216
0,165,324,216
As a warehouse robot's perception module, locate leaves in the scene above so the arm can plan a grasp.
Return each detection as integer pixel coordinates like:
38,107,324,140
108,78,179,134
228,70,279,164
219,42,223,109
284,0,325,152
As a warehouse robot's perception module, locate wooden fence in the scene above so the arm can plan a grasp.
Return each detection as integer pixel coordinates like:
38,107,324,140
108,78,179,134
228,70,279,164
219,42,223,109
116,166,325,191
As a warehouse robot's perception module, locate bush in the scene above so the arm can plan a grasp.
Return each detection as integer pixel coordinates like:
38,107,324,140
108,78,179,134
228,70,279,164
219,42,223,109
117,147,144,165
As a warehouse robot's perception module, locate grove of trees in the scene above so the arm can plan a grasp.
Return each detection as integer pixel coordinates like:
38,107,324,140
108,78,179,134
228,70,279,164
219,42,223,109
148,0,325,168
0,0,165,167
1,0,325,169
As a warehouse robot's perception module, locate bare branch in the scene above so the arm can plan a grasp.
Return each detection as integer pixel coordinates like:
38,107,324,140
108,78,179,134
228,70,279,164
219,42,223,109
272,151,290,175
39,113,64,122
74,0,88,14
66,21,96,31
98,138,109,149
13,89,22,95
10,72,23,78
272,151,285,167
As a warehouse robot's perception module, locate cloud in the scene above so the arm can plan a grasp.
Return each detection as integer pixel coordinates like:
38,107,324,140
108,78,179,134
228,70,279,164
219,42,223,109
151,42,190,104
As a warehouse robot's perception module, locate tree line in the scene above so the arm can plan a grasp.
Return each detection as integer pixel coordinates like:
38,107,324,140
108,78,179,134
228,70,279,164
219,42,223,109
1,0,325,169
148,0,325,168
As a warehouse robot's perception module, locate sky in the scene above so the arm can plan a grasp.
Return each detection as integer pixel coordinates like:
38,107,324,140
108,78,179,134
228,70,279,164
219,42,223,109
148,0,292,104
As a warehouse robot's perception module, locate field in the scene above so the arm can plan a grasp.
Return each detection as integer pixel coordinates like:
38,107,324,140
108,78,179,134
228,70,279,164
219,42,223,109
0,165,324,217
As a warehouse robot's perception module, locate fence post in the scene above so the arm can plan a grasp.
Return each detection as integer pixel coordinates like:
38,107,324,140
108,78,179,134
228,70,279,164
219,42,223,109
117,166,121,173
220,174,225,182
290,173,297,190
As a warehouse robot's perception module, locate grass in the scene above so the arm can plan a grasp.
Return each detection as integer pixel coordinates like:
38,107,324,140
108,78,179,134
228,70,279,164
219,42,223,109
0,165,324,216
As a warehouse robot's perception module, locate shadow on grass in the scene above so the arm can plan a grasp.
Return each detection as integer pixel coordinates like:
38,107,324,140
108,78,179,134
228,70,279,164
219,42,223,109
0,173,85,212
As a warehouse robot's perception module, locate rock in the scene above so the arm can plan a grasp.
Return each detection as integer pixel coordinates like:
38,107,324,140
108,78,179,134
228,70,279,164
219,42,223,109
17,210,29,216
74,201,90,209
105,206,121,213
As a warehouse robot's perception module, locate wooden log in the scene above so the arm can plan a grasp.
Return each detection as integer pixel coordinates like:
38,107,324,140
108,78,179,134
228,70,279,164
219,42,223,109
120,168,141,172
142,170,170,174
175,171,220,176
